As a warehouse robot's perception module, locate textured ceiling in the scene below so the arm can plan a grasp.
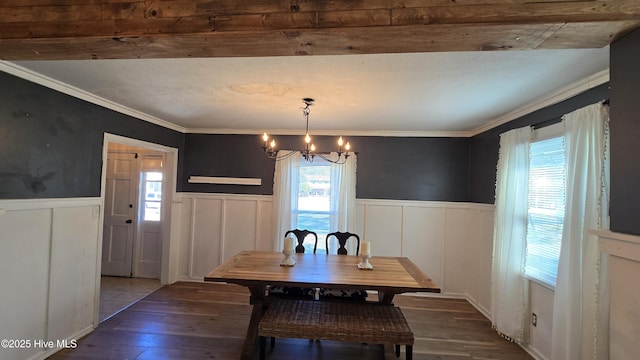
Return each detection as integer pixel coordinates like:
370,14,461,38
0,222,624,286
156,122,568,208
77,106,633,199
11,47,609,136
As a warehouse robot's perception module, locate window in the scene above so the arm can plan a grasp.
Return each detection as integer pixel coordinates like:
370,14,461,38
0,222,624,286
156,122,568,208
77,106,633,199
294,159,331,253
524,134,565,287
142,171,163,221
273,151,356,253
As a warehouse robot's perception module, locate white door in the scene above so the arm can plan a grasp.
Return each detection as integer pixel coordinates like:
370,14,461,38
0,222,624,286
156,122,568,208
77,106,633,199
102,152,138,277
135,154,164,278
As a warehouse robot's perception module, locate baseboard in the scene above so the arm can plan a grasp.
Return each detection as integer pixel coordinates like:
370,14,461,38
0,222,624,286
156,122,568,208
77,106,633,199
29,325,94,360
521,343,548,360
464,293,491,319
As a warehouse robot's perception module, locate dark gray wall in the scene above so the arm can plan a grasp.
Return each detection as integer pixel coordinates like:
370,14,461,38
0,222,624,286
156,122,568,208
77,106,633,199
610,28,640,236
181,134,470,201
181,134,275,195
353,136,469,201
469,83,610,204
0,71,185,199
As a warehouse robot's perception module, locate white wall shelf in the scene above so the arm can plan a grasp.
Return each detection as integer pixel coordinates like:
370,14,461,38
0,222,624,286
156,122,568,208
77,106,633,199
188,176,262,186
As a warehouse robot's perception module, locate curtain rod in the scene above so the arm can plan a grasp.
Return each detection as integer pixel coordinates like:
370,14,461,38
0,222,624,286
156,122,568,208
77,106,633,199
532,99,609,130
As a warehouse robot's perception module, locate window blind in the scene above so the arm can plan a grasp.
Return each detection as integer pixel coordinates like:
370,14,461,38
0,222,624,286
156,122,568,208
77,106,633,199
525,136,565,288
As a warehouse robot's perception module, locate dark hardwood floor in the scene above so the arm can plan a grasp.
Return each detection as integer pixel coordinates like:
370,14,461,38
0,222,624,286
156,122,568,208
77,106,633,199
48,282,533,360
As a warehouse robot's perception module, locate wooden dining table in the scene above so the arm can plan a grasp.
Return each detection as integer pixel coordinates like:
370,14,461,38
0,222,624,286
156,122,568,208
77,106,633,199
204,250,441,360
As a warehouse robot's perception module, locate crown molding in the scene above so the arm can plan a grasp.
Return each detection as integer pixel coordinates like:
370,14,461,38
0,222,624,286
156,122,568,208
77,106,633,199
467,69,610,137
0,61,186,133
185,127,470,137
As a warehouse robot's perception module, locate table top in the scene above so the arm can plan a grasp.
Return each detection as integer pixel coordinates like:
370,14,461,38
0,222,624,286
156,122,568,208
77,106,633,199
204,251,440,294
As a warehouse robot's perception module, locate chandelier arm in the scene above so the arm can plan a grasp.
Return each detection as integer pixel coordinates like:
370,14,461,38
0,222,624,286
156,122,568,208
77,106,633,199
264,149,299,161
316,153,347,164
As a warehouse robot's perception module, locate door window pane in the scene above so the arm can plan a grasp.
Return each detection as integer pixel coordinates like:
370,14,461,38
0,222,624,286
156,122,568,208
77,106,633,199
143,172,162,221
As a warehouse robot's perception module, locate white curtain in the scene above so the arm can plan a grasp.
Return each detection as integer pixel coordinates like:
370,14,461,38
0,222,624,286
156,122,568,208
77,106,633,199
329,152,357,232
551,102,609,360
323,152,358,254
491,126,532,343
271,151,301,251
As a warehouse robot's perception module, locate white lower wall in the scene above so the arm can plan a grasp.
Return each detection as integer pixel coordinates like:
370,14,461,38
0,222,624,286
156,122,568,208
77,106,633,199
596,230,640,360
0,198,101,360
527,281,554,359
175,193,274,279
0,193,557,360
175,193,495,314
0,193,561,360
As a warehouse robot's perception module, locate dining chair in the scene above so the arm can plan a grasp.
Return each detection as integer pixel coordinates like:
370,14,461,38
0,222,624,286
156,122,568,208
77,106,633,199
285,229,318,253
324,231,360,255
318,231,368,301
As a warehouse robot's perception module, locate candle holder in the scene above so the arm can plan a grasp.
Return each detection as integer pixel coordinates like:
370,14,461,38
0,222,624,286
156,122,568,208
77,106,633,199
280,248,296,267
357,254,373,270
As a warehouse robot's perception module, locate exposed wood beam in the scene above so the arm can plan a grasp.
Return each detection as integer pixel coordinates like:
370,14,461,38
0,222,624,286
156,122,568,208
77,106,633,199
0,0,639,60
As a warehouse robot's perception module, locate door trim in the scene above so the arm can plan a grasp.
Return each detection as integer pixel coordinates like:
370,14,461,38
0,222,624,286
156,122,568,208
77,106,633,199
95,133,178,326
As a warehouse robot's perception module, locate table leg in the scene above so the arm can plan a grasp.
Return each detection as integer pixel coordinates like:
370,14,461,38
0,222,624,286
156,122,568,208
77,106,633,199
378,291,396,305
240,285,266,360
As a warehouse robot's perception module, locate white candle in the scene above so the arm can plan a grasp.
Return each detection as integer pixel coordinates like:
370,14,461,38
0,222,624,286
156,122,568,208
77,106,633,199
284,237,294,252
360,241,371,256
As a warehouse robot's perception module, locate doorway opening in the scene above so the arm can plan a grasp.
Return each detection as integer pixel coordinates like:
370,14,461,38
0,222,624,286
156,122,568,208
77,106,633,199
97,134,178,324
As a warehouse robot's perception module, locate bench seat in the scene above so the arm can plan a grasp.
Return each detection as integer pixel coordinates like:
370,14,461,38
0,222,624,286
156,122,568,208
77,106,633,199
258,298,414,359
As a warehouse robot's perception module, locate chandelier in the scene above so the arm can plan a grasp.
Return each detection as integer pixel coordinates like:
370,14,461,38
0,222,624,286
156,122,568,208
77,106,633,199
261,98,352,164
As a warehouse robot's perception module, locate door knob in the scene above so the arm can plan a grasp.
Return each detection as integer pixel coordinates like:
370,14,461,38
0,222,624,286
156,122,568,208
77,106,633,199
126,219,133,224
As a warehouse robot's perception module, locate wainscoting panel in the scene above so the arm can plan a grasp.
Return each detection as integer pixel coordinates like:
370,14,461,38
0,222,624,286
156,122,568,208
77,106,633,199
0,208,51,360
403,205,446,291
444,207,471,295
181,193,272,280
175,197,192,282
0,198,101,360
256,200,273,251
48,206,100,343
464,207,494,314
595,230,640,359
222,199,258,261
190,198,223,278
361,202,404,257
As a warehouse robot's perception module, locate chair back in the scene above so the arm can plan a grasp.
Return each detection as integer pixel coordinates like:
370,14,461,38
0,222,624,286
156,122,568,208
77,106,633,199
284,229,318,253
324,232,360,255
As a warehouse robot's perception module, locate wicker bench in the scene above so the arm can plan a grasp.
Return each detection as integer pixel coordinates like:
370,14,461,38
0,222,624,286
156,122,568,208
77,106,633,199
258,298,414,359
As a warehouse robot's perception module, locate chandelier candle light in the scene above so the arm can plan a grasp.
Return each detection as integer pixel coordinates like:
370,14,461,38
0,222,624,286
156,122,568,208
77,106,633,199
261,98,352,164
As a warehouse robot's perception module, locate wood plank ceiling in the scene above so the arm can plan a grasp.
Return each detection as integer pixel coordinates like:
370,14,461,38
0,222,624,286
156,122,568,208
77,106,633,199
0,0,639,60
